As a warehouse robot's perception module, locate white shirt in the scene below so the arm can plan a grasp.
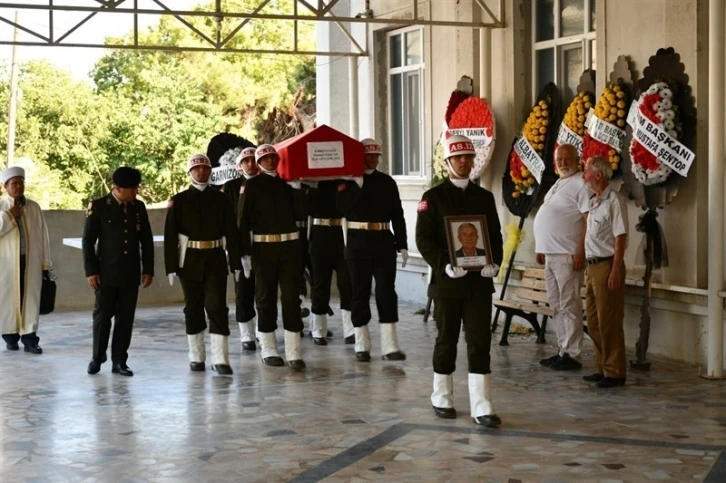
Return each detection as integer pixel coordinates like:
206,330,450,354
533,174,590,255
585,186,629,259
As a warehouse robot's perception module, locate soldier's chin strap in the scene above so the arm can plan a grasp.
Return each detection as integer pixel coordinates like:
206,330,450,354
364,168,376,175
191,180,208,191
262,169,278,177
242,171,259,180
445,160,470,189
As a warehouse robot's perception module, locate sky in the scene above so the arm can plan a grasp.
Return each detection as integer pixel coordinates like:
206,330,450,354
0,0,201,82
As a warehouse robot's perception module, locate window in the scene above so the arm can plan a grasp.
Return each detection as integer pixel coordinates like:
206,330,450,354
533,0,596,102
388,27,425,177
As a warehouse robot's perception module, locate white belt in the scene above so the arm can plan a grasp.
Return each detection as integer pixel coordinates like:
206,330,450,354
347,221,390,231
188,239,223,249
253,232,300,243
313,218,343,227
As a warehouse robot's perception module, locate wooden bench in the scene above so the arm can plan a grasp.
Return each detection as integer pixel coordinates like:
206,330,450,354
493,267,586,346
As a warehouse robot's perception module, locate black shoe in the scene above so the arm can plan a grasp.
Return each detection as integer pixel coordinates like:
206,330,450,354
313,337,328,346
473,414,502,428
382,351,406,361
539,354,560,367
112,363,134,377
189,362,206,372
300,308,310,318
6,342,19,351
356,351,371,362
288,359,306,370
596,376,626,388
263,356,285,367
344,335,355,345
326,330,333,338
24,344,42,354
87,359,102,375
582,373,604,382
433,406,457,419
212,364,233,375
242,341,256,351
551,354,582,371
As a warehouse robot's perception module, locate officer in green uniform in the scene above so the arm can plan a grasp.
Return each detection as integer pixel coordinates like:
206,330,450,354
336,138,408,362
83,167,154,377
165,154,241,375
223,146,259,351
415,135,503,428
239,144,306,370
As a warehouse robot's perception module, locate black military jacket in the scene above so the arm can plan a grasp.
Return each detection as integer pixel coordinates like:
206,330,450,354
222,175,250,220
307,179,345,257
415,179,503,298
82,193,154,287
336,170,407,259
164,186,241,280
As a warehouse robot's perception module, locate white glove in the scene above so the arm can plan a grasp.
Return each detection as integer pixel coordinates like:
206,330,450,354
352,176,364,188
400,249,409,268
480,263,500,278
168,273,176,286
445,264,466,279
241,255,252,279
302,180,318,188
287,180,302,190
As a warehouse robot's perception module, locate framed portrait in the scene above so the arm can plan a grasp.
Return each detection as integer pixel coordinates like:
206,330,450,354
445,215,493,271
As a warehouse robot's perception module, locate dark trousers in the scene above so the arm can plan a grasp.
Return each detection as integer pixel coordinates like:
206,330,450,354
348,253,398,327
92,285,139,364
179,269,229,336
234,270,256,323
252,241,304,333
433,294,493,375
3,255,39,347
311,248,352,315
300,229,312,298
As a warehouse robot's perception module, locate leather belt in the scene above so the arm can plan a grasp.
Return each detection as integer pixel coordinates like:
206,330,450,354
587,256,614,265
253,232,300,243
188,239,223,249
313,218,343,227
348,221,390,231
296,221,307,228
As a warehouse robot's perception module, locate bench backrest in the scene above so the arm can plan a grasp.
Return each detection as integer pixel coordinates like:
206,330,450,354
513,267,586,306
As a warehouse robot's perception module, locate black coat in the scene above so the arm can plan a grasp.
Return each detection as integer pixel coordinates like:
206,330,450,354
307,180,346,257
82,194,154,287
415,179,503,298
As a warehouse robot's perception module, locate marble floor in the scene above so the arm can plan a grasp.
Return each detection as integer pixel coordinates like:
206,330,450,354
1,300,725,483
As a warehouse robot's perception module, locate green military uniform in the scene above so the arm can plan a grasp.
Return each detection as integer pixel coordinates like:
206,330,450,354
415,179,503,375
164,186,241,336
82,194,154,365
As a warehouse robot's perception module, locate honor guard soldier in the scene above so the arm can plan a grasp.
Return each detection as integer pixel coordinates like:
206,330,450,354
306,179,354,345
164,154,242,375
238,144,307,369
415,135,503,428
83,167,154,376
336,138,408,362
223,146,259,351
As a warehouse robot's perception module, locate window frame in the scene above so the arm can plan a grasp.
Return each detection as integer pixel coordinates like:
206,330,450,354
386,25,426,180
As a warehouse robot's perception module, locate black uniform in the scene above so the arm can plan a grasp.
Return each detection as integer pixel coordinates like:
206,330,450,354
308,180,352,315
223,176,255,324
82,194,154,364
239,174,305,333
164,186,241,335
337,170,407,327
415,179,503,375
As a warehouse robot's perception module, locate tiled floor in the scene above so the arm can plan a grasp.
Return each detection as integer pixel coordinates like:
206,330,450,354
1,300,724,482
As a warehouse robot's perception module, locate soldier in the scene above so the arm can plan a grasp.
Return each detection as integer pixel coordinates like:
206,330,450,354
83,167,154,376
336,138,408,362
164,154,242,375
223,146,259,351
306,179,354,345
415,135,503,428
238,144,306,369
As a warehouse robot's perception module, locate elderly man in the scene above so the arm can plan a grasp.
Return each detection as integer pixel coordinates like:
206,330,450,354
455,223,486,258
416,135,503,427
533,144,590,371
581,156,628,388
0,166,52,354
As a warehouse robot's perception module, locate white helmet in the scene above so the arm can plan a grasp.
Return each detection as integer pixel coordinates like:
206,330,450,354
187,153,211,173
361,138,382,155
444,135,476,159
255,144,278,163
235,147,257,166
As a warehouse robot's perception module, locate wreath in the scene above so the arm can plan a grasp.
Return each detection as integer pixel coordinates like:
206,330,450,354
581,79,630,173
555,90,594,169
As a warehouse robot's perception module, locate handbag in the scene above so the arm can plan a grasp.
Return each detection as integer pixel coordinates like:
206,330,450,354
39,271,57,315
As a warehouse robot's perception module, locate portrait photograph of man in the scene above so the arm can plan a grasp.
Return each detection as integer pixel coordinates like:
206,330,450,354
446,217,491,270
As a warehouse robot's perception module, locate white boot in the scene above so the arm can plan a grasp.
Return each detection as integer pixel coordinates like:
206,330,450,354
312,314,328,345
354,325,371,361
284,330,306,369
341,309,355,340
381,323,406,361
468,373,501,427
259,331,283,366
239,318,257,351
210,334,233,375
187,332,206,371
432,372,456,419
